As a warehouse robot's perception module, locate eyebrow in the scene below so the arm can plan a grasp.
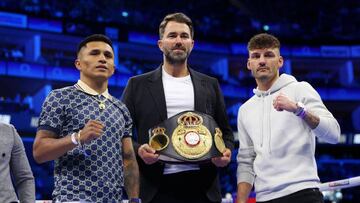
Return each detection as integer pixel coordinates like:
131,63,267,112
89,49,113,56
250,52,260,56
166,31,190,36
250,51,275,55
264,51,275,55
89,49,112,53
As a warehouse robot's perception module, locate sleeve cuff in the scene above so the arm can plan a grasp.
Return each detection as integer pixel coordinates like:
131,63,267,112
312,117,339,144
37,125,60,135
237,170,255,185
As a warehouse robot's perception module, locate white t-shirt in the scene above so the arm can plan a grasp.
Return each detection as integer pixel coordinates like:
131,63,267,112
162,68,200,174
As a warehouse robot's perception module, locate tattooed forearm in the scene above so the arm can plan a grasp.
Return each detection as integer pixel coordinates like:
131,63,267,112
123,143,140,198
303,110,320,129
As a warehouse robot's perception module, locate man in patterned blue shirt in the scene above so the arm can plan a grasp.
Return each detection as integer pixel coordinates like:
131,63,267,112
33,34,140,203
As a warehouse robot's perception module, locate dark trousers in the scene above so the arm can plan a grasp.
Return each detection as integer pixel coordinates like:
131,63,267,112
257,188,324,203
149,170,219,203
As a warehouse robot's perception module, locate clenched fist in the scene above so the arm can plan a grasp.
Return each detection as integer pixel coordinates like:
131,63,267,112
79,120,104,144
273,92,297,113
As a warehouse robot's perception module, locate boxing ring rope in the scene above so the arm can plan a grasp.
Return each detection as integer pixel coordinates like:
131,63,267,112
35,176,360,203
222,177,360,203
318,176,360,191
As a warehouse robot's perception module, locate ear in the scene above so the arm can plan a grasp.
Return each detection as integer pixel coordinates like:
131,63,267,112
189,39,194,51
278,55,284,70
74,59,81,71
158,39,163,51
247,59,251,70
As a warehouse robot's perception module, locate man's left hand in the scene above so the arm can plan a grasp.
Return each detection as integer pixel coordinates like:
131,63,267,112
211,148,231,167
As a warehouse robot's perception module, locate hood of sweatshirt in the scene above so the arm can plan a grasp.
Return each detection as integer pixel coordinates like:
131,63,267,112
253,74,297,97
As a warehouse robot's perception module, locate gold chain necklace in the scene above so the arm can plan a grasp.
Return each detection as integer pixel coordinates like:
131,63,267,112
92,95,107,110
75,84,108,110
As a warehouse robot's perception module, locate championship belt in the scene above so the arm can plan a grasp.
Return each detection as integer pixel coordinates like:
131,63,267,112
148,111,226,163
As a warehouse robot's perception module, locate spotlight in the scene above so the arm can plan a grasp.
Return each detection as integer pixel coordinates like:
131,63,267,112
263,25,270,31
122,11,129,17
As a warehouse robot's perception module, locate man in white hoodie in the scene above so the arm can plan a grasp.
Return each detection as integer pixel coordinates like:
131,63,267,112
236,33,340,203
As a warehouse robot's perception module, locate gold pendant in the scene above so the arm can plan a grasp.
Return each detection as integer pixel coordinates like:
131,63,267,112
99,102,106,110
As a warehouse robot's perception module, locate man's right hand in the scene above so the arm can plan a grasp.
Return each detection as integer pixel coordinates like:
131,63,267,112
80,120,104,144
138,144,159,164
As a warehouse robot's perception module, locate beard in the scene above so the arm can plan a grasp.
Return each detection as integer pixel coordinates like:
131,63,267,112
164,48,190,65
252,66,278,83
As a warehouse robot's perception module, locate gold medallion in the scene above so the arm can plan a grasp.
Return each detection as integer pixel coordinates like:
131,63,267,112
214,128,226,153
99,102,106,110
172,112,212,159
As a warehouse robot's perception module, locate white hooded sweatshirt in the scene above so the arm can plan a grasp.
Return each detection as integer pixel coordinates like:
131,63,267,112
236,74,340,201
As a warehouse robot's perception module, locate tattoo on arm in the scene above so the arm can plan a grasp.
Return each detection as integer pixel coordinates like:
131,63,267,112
303,111,320,129
123,141,140,198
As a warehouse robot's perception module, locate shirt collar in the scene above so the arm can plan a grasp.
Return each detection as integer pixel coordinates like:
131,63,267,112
75,80,112,99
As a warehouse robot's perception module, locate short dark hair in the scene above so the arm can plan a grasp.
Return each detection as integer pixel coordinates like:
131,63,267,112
159,12,194,39
248,33,280,51
77,34,113,55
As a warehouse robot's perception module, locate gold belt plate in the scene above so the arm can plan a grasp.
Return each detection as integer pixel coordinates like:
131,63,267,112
171,112,213,159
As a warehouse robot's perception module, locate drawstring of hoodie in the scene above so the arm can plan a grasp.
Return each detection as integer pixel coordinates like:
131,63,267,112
254,74,297,153
267,91,272,154
260,95,264,147
258,90,273,153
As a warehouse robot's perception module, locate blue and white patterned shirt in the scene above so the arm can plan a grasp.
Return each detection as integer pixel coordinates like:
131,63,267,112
38,81,132,203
